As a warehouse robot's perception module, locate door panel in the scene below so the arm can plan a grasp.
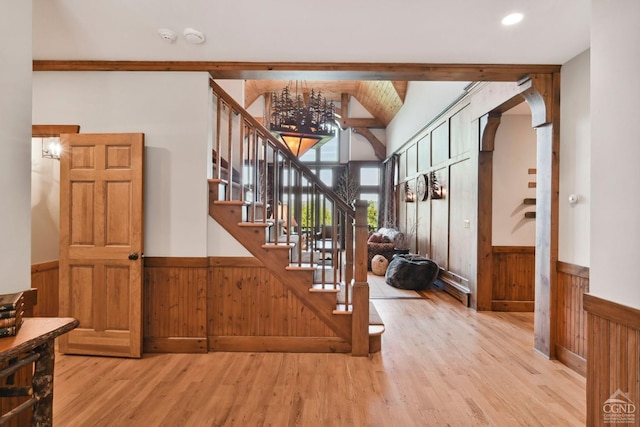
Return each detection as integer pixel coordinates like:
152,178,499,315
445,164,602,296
59,133,144,358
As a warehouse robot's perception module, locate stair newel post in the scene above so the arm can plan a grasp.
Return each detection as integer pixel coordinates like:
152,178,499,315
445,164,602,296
226,103,234,201
262,134,269,222
272,148,278,231
331,202,338,287
215,96,222,181
239,118,245,203
352,199,370,356
247,128,260,222
345,209,354,289
294,166,303,266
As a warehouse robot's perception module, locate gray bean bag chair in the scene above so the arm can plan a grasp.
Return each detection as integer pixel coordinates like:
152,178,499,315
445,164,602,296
385,254,439,290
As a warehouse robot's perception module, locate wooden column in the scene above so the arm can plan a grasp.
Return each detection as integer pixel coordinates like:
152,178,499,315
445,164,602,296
476,112,500,311
351,201,369,356
519,73,560,357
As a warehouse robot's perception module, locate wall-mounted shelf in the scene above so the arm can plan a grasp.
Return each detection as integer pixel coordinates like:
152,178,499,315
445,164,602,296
524,212,536,219
523,198,536,205
528,168,536,189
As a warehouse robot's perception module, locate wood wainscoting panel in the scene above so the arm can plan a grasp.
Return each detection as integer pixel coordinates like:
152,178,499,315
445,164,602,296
584,294,640,426
143,257,208,353
31,261,59,317
556,261,589,376
491,246,535,311
208,257,338,352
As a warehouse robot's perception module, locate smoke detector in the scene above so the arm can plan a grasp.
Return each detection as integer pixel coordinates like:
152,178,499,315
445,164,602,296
183,28,206,44
157,28,177,43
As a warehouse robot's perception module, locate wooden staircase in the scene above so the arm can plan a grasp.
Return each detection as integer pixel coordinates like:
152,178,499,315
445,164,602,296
209,180,352,340
206,79,383,355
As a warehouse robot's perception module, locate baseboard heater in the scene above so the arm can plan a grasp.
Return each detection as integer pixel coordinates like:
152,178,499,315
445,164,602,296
435,271,471,307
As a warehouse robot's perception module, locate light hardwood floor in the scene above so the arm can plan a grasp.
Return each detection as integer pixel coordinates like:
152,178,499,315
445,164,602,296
52,288,585,426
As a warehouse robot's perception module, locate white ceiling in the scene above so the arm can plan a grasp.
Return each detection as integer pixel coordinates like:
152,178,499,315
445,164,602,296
33,0,590,65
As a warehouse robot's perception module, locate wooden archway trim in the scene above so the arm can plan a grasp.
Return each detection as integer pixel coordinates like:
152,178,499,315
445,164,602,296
517,72,561,358
475,112,502,311
474,73,560,359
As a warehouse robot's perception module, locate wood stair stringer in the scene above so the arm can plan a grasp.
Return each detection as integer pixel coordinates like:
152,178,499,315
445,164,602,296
209,201,353,342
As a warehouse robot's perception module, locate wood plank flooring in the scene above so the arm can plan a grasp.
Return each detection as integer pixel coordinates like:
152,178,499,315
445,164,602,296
52,289,585,426
367,272,424,299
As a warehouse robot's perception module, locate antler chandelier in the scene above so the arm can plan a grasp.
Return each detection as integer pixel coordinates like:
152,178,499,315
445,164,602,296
268,83,336,157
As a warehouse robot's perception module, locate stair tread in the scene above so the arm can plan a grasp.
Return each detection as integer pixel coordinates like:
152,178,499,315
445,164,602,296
237,222,270,228
369,325,386,336
310,283,340,294
209,178,229,185
215,200,246,206
285,265,317,271
262,243,295,250
309,287,340,294
333,302,385,334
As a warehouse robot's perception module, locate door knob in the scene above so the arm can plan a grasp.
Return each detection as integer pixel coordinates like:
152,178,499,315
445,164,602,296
128,252,139,260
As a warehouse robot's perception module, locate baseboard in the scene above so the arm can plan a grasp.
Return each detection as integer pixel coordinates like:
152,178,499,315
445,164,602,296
491,300,534,312
209,336,351,353
144,337,208,353
555,344,586,377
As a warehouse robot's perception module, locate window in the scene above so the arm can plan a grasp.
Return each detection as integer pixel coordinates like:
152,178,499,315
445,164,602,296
299,135,339,164
359,167,380,186
352,162,382,230
319,169,333,187
360,193,379,230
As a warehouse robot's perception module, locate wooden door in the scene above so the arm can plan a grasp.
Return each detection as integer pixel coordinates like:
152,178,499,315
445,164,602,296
58,133,144,358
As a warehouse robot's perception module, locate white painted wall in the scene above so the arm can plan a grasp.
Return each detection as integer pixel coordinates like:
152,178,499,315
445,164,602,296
348,97,379,161
31,138,60,263
207,79,258,257
0,2,32,292
559,50,591,267
591,0,640,308
32,71,211,257
386,81,469,155
492,114,537,246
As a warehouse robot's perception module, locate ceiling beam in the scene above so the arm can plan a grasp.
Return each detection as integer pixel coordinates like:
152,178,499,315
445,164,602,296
33,61,560,82
337,118,385,129
353,127,386,160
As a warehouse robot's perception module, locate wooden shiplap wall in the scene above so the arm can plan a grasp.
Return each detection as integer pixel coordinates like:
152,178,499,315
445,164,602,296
30,261,59,317
584,294,639,426
491,246,535,311
208,257,343,353
143,257,208,353
32,256,345,354
556,261,589,376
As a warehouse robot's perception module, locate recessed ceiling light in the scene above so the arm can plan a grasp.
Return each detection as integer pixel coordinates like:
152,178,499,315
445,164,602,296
157,28,177,43
501,12,524,26
184,28,206,44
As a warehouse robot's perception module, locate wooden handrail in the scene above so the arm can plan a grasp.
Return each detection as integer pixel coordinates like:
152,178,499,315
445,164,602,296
209,79,355,216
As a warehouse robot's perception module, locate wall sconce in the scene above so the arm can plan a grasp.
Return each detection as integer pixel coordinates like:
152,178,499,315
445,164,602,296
41,137,62,160
429,171,443,199
404,181,416,203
